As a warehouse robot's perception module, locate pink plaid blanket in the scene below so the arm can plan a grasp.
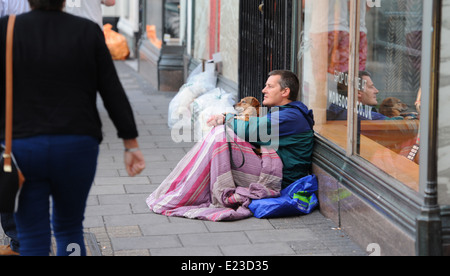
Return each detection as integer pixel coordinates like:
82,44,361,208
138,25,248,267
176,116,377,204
146,126,283,221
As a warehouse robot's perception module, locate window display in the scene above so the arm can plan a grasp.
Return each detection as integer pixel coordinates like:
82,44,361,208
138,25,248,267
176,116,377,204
301,0,422,191
164,0,181,44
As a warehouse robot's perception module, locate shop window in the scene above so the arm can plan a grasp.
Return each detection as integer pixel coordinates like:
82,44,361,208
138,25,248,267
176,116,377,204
164,0,181,44
301,0,422,191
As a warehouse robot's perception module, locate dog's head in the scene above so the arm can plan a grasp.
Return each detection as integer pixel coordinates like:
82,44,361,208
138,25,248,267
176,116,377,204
235,97,261,117
379,97,408,118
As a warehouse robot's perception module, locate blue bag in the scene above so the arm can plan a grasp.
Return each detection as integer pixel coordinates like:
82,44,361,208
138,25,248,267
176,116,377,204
249,175,319,218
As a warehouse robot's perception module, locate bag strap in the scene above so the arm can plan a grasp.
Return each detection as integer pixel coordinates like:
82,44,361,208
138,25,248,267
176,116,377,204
3,14,16,173
224,117,245,169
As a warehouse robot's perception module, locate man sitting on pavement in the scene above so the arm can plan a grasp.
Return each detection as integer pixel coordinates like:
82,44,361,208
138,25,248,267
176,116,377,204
208,70,315,189
147,70,315,221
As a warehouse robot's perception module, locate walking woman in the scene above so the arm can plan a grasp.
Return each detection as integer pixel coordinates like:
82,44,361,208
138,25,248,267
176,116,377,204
0,0,145,256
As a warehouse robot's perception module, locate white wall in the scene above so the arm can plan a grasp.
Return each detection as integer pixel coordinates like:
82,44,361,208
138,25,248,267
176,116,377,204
193,0,210,61
220,0,239,84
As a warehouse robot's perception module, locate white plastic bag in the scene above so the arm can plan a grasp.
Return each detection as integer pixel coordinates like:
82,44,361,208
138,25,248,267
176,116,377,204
191,88,237,140
168,69,217,129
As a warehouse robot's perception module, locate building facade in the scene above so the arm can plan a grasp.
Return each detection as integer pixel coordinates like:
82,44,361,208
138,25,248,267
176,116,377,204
117,0,449,256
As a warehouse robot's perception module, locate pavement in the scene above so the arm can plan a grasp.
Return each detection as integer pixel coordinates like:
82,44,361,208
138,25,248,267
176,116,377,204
1,61,367,257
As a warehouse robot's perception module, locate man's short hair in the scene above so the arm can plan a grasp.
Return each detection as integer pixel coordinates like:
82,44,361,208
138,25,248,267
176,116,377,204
28,0,65,10
268,70,300,101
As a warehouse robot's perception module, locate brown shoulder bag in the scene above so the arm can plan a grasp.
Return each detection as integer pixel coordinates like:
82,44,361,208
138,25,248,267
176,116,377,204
0,15,26,213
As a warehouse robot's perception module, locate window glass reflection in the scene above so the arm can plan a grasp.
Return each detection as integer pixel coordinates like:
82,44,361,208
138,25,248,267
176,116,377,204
301,0,422,191
302,0,352,148
359,0,421,191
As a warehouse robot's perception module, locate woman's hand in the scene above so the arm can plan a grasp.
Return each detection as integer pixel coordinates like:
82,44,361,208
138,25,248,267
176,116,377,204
123,139,146,177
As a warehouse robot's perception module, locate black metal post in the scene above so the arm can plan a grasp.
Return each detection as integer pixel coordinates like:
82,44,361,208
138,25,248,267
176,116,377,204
416,0,442,256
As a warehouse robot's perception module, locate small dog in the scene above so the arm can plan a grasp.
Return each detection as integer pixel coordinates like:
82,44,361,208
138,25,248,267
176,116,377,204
232,97,262,156
379,97,409,118
234,97,261,121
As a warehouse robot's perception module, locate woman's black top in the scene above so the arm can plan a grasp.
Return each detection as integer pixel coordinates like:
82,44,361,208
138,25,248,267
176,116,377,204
0,10,138,142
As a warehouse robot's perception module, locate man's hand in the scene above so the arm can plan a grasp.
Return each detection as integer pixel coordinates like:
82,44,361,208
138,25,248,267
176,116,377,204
207,114,225,127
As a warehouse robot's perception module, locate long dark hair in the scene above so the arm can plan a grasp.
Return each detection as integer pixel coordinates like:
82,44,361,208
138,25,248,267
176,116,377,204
28,0,66,10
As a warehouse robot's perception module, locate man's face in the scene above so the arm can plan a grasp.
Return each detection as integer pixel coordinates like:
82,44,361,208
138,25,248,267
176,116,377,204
358,76,379,106
262,75,288,107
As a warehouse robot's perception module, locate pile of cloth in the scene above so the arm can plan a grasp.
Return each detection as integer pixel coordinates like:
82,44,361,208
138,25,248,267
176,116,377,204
146,126,283,221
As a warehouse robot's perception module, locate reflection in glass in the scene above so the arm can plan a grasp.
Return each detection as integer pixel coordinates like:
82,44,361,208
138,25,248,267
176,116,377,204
302,0,352,148
165,0,181,39
301,0,422,191
360,0,422,191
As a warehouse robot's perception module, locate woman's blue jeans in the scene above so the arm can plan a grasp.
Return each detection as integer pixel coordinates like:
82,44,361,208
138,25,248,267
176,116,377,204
9,135,99,256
